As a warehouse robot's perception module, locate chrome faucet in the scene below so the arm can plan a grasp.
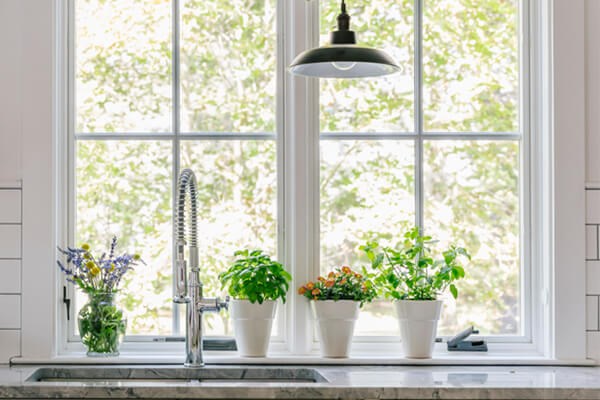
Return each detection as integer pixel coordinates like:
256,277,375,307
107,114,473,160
174,168,229,368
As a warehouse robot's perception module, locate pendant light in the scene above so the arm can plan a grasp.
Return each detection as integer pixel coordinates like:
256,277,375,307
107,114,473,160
289,0,400,78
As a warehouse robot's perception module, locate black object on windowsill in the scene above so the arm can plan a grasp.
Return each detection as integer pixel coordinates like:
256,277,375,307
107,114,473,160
447,326,488,352
62,286,71,321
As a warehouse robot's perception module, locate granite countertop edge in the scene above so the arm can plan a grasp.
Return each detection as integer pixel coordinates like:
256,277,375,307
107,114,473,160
2,365,600,399
2,386,600,400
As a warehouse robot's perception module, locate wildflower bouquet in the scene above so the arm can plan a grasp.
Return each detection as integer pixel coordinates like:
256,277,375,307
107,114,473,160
57,236,141,295
56,237,142,356
298,266,377,307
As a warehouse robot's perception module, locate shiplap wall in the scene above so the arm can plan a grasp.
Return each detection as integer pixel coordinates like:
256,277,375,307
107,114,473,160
0,184,22,362
587,188,600,361
586,219,600,332
585,0,600,362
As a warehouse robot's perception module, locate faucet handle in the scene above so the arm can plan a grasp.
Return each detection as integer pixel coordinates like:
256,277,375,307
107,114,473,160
198,296,229,312
174,259,188,302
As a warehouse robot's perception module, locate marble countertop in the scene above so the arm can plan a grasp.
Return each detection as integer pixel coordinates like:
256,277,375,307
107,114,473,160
2,364,600,399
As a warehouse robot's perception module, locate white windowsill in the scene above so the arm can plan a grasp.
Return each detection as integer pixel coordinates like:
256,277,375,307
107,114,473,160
10,352,596,366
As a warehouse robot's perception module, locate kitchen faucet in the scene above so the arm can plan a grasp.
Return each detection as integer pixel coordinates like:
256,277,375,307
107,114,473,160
174,168,229,367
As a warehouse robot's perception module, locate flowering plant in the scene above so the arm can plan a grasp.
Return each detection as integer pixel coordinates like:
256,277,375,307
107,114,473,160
298,266,377,307
57,237,142,356
57,236,142,295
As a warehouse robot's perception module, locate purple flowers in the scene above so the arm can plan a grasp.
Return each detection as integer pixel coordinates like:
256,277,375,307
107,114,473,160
57,237,142,294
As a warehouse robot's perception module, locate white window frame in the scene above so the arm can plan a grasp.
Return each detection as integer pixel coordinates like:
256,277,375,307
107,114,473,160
286,0,537,355
314,0,531,347
61,0,287,348
62,0,542,356
13,0,585,362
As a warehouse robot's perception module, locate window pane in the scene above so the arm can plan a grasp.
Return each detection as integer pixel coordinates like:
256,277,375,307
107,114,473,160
424,140,520,336
75,1,172,133
423,0,519,132
180,0,277,133
181,140,278,335
75,140,173,335
320,140,415,336
319,0,414,133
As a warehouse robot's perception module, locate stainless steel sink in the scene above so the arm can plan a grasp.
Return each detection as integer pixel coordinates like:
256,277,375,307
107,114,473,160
26,366,328,384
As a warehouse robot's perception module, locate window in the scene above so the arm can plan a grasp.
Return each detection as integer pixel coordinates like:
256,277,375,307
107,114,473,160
318,0,524,339
68,0,527,349
71,0,278,338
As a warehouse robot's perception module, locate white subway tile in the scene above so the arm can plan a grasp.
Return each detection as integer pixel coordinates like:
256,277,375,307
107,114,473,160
0,190,20,223
588,190,600,223
0,295,20,328
0,330,19,363
587,225,598,260
588,261,600,294
0,225,20,258
0,260,19,293
588,296,599,331
588,331,600,362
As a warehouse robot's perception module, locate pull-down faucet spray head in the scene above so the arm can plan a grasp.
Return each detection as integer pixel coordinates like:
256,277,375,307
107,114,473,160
174,168,198,304
173,168,229,367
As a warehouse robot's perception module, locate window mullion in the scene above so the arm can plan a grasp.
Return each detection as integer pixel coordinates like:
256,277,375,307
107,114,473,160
283,0,319,355
171,0,182,336
66,0,77,343
414,0,424,231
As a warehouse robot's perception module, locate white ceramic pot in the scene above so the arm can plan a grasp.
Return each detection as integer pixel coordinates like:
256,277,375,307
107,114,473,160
230,299,276,357
311,300,360,358
394,300,443,359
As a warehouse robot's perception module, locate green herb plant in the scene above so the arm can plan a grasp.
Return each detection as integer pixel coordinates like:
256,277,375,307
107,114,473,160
219,249,292,304
361,227,470,301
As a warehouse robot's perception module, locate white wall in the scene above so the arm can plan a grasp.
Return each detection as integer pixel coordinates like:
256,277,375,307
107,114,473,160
0,0,23,182
0,0,596,362
0,0,24,363
586,0,600,184
0,0,55,363
585,0,600,360
552,0,587,360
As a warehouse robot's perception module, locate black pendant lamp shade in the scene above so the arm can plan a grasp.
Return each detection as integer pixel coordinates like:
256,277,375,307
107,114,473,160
289,0,401,78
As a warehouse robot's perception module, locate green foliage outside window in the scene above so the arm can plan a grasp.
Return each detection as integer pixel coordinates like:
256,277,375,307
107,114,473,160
74,0,521,337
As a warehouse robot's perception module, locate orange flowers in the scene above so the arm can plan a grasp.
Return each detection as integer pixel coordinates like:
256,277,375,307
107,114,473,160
297,265,377,306
298,281,317,295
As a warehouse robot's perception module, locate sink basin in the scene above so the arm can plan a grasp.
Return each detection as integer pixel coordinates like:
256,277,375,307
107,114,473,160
26,366,328,384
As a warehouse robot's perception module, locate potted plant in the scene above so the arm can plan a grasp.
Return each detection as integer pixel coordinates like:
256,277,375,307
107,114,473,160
57,237,142,356
361,228,470,359
298,266,376,358
219,249,291,357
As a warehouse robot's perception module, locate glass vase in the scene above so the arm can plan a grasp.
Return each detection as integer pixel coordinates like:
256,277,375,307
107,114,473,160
78,291,126,357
